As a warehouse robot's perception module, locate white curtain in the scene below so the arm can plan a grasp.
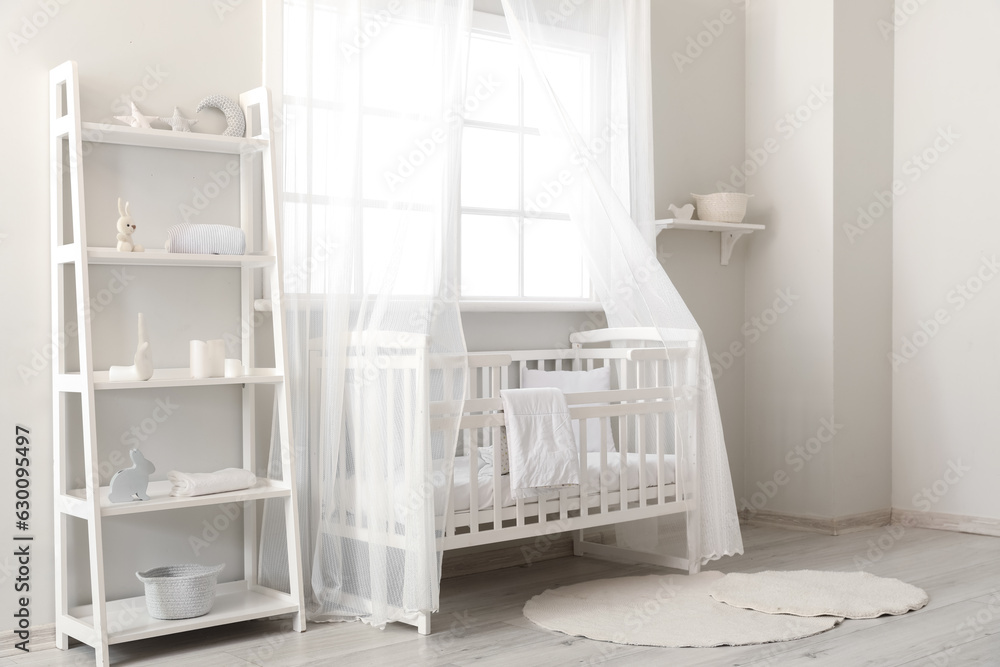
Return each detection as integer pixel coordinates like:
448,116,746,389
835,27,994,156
261,0,742,630
259,0,471,628
497,0,743,563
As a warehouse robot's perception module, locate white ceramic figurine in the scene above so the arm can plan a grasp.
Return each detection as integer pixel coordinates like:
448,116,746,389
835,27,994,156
108,449,156,503
116,197,145,253
109,313,154,382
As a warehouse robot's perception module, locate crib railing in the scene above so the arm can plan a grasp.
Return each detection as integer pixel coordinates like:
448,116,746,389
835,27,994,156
431,328,700,550
315,328,701,558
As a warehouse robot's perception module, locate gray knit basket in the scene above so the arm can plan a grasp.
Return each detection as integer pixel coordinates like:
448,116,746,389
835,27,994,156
136,563,224,620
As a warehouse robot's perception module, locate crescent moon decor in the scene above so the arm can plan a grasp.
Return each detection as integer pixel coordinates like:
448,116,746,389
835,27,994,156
195,94,246,137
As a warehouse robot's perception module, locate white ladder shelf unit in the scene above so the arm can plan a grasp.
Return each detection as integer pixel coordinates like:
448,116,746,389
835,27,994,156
49,61,305,665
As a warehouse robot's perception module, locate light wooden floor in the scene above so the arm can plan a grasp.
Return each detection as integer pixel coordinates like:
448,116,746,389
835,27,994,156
10,524,1000,666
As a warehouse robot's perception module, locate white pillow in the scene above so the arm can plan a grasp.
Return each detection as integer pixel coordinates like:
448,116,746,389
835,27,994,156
521,366,617,453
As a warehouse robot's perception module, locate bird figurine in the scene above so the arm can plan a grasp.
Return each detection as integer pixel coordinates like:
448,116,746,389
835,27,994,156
668,203,695,220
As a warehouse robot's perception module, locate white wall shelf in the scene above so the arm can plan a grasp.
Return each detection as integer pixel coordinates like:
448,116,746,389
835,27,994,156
655,218,765,266
85,248,276,268
60,480,291,519
91,368,283,390
50,61,305,666
67,581,298,645
76,121,267,154
54,368,284,392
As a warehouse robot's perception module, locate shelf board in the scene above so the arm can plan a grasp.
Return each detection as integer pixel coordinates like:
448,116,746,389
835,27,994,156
655,218,765,233
86,248,275,268
67,581,298,645
79,122,266,154
62,479,291,518
655,217,765,265
85,368,283,391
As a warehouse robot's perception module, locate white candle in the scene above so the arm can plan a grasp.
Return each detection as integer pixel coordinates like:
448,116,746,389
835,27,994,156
190,340,210,379
224,358,243,378
207,339,225,377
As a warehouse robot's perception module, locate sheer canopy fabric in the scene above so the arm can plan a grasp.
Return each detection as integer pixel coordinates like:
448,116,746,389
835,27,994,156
261,0,742,631
259,0,470,629
499,0,743,564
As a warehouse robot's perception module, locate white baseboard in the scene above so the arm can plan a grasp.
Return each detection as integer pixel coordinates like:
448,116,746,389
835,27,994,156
740,508,892,536
890,508,1000,537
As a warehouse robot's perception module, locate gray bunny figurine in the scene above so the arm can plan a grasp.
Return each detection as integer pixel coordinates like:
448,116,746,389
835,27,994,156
108,449,156,503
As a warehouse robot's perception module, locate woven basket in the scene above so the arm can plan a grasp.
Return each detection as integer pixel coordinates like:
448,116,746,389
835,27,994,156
136,563,224,620
690,192,753,223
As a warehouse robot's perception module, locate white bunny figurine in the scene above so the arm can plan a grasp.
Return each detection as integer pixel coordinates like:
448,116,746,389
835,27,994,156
108,449,156,503
116,197,145,253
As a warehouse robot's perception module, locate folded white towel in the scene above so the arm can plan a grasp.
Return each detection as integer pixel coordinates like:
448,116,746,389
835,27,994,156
168,468,257,497
500,387,580,499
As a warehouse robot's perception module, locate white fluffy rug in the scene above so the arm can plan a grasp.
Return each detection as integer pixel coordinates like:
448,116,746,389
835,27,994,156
709,570,929,619
522,571,843,648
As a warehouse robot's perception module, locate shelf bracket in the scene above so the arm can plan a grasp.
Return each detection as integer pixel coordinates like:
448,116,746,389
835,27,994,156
655,218,764,266
721,231,750,266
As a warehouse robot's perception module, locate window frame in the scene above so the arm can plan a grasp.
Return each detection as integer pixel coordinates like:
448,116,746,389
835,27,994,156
266,2,608,312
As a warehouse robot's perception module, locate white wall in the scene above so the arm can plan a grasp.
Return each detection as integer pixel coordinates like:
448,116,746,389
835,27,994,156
651,0,747,502
743,0,894,522
831,0,893,518
745,0,836,518
0,0,264,629
892,0,1000,520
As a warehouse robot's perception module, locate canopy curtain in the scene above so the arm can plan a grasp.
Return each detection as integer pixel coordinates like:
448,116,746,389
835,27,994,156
498,0,743,563
261,0,742,631
259,0,471,628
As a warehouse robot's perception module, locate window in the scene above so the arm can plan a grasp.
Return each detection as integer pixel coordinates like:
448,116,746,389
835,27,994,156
459,14,592,301
280,5,597,304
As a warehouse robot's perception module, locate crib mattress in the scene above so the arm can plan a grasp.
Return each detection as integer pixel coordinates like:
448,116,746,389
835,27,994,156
449,452,677,514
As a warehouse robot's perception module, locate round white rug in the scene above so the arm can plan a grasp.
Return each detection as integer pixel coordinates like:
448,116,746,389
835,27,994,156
522,571,842,648
709,570,929,619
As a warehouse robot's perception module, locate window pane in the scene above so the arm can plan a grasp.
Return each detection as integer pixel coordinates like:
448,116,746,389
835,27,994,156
362,114,442,205
523,219,586,299
461,215,519,297
282,104,309,195
524,48,590,136
363,208,435,295
363,20,441,115
524,134,573,216
461,128,519,210
283,2,309,98
466,34,519,125
311,5,338,103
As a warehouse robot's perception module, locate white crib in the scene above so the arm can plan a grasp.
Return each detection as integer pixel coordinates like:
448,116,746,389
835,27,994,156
312,326,702,634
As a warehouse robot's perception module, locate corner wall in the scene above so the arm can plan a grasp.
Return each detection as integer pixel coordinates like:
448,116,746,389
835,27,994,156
743,0,893,523
651,0,747,502
891,0,1000,523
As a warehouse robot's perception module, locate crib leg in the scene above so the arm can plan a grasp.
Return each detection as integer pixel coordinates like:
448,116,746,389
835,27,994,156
572,530,586,556
416,611,432,635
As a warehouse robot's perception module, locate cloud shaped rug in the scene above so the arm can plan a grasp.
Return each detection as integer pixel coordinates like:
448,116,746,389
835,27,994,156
709,570,929,619
522,571,843,648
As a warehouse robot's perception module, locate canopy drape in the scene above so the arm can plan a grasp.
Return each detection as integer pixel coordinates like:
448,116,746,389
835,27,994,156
261,0,742,630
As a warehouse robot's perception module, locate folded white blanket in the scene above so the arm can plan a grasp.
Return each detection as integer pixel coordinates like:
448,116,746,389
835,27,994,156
168,468,257,497
500,387,580,499
165,223,246,255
